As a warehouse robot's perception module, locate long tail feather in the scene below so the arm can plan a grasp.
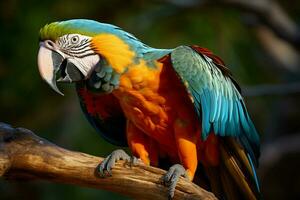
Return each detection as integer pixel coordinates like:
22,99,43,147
196,135,260,199
220,166,240,200
203,166,223,198
220,138,260,200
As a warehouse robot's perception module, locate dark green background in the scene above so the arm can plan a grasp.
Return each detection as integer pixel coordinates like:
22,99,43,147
1,0,300,199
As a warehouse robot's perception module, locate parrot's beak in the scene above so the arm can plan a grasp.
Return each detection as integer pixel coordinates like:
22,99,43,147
38,41,65,95
37,40,85,96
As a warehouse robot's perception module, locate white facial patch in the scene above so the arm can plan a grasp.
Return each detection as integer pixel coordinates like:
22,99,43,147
56,34,100,78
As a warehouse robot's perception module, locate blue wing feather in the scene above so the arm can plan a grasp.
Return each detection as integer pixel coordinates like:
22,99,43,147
170,46,260,166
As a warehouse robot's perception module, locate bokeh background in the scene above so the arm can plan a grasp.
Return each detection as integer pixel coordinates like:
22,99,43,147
1,0,300,199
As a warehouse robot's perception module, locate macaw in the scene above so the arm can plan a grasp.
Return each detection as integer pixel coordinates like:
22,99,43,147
37,19,260,200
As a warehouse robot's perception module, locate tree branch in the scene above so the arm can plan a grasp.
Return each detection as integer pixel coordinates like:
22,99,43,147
166,0,300,71
250,23,300,72
219,0,300,49
168,0,300,50
0,123,217,200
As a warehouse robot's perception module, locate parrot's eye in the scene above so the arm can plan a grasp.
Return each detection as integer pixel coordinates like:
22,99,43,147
57,34,94,58
71,35,79,44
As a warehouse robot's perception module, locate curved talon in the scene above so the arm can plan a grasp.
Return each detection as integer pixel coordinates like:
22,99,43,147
98,149,131,177
125,156,140,167
163,164,187,199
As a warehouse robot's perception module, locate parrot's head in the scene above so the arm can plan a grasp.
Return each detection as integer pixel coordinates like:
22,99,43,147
38,19,139,95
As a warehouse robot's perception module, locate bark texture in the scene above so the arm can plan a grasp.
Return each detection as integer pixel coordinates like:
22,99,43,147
0,123,217,200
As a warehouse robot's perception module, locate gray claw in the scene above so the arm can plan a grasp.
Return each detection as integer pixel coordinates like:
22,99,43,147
98,149,131,177
163,164,187,199
125,156,140,167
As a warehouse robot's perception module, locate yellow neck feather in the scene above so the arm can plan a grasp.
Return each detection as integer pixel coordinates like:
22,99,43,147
91,34,135,74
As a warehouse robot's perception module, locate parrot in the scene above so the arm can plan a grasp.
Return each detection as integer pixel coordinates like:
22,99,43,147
37,19,260,200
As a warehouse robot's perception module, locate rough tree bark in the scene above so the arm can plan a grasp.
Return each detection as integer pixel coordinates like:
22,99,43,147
0,123,217,200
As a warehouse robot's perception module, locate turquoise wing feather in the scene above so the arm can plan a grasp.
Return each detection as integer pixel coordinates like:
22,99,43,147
170,45,260,165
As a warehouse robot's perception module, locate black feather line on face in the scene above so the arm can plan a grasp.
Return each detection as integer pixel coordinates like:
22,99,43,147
57,35,95,59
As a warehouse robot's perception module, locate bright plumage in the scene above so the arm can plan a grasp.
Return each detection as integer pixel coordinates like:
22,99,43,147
38,19,261,199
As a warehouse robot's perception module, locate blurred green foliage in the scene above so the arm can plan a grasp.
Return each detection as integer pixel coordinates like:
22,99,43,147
0,0,300,199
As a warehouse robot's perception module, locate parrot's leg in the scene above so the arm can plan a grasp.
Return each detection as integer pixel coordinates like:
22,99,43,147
98,149,138,177
163,118,198,199
126,120,159,166
163,164,188,199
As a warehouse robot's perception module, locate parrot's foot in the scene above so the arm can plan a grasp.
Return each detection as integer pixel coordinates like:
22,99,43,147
163,164,188,200
98,149,138,177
